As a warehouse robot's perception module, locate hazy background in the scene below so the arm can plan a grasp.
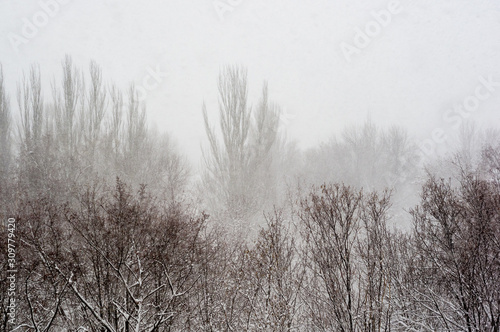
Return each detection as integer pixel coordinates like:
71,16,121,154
2,3,500,330
1,0,500,165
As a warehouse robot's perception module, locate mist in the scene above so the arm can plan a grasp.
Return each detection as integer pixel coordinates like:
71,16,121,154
1,1,500,331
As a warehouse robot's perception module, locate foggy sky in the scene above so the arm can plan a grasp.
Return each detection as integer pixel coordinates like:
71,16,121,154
1,0,499,165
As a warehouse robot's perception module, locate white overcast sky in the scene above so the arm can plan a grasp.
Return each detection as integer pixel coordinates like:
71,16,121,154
1,0,499,164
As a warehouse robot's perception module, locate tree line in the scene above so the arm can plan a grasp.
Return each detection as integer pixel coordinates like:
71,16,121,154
0,59,499,331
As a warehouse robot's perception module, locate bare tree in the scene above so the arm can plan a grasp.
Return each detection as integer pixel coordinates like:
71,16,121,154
249,83,281,212
410,164,500,331
202,66,282,235
0,65,12,211
299,184,396,331
20,179,207,331
81,60,107,170
53,55,83,156
17,64,46,195
300,183,363,331
357,190,393,331
481,140,500,187
250,209,305,331
202,65,252,227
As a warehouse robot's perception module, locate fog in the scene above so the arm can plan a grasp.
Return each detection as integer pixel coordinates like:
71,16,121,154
2,0,499,163
1,1,500,331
